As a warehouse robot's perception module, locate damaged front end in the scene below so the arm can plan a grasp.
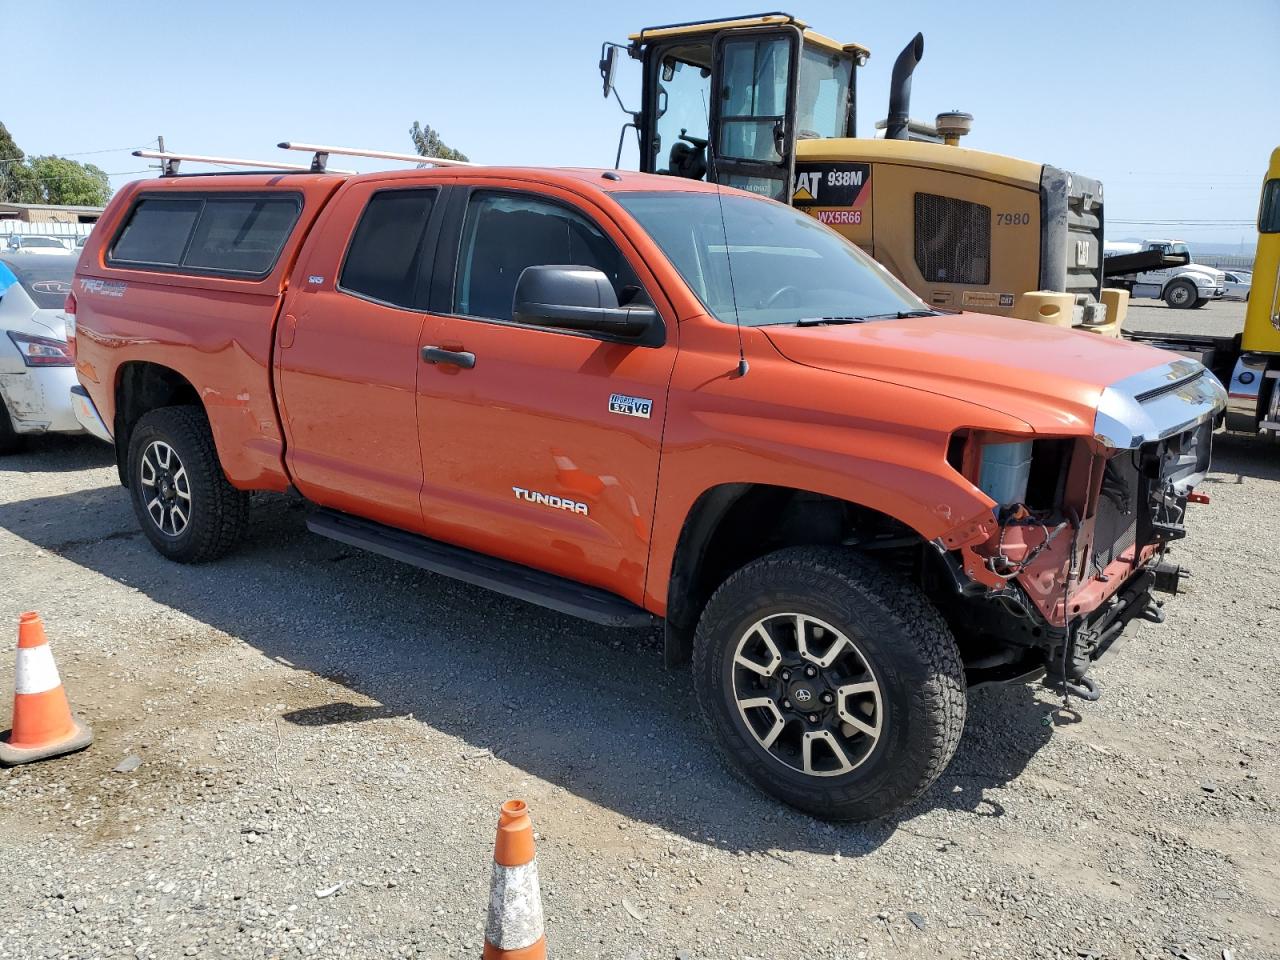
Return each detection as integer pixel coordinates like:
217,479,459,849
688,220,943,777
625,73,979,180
931,358,1226,694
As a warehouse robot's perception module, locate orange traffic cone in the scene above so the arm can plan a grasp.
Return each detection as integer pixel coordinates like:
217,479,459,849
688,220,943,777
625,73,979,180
483,799,547,959
0,612,93,766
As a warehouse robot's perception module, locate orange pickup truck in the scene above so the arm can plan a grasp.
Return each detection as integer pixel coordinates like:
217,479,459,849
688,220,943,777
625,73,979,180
68,164,1225,820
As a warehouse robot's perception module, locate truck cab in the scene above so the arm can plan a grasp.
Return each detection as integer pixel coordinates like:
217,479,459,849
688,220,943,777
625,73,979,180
1104,238,1226,309
603,12,1116,332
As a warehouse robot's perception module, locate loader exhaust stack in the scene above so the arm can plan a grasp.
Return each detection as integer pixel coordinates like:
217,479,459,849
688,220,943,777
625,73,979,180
885,32,924,141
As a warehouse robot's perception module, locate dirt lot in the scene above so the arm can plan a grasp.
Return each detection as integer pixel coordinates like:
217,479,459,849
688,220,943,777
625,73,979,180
1,298,1277,960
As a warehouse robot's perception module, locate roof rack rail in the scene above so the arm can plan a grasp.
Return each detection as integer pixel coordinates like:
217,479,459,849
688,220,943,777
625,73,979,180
278,141,474,169
133,149,356,177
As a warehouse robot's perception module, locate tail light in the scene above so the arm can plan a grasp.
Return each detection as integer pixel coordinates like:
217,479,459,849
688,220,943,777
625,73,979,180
6,331,75,367
64,291,77,360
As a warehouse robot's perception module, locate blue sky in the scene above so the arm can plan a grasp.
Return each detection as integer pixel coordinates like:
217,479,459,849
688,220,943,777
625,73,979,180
4,0,1277,245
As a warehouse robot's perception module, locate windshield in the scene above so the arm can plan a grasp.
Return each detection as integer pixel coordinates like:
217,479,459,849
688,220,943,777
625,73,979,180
21,237,66,249
797,46,853,138
615,191,926,326
0,256,75,309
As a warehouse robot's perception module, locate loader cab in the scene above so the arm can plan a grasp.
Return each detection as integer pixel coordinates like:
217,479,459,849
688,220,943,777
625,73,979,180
614,15,863,202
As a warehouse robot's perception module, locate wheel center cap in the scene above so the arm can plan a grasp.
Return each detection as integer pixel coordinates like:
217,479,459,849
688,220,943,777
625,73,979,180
788,683,818,708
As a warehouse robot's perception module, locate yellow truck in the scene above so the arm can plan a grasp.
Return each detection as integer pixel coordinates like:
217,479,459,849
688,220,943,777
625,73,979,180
599,13,1123,333
1130,148,1280,435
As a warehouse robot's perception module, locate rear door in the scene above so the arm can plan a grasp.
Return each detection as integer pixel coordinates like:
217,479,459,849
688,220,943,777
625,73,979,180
708,26,801,202
412,180,679,604
276,178,446,533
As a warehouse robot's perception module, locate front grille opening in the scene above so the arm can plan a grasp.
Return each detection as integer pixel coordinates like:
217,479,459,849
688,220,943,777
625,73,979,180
914,193,991,285
1024,439,1071,511
1094,453,1141,568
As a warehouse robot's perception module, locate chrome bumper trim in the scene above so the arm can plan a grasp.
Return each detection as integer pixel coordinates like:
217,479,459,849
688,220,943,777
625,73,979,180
1094,357,1227,449
70,385,113,443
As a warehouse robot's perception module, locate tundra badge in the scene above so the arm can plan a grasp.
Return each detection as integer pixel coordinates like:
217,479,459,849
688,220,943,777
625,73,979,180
512,487,589,516
609,393,652,419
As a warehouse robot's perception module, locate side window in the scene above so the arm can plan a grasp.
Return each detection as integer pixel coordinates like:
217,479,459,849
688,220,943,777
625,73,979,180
184,198,300,275
454,192,641,323
109,194,301,276
340,189,437,308
110,198,203,267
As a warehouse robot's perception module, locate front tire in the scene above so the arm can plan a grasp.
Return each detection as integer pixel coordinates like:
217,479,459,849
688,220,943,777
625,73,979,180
127,406,248,563
1164,279,1197,309
692,547,966,821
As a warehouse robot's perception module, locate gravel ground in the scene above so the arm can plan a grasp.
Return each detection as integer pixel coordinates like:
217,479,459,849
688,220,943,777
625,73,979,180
1,299,1277,960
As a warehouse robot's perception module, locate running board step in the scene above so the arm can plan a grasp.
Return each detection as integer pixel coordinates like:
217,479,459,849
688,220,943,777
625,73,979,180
307,509,655,628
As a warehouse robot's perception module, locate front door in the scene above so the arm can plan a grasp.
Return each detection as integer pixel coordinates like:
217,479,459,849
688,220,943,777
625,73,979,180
414,184,678,604
709,26,801,202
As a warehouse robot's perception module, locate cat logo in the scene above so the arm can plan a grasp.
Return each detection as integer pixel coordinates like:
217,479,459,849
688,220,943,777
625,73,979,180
791,163,871,209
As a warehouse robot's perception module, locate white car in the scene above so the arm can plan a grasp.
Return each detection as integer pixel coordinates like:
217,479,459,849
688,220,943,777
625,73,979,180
0,254,85,452
1223,270,1252,301
4,235,73,255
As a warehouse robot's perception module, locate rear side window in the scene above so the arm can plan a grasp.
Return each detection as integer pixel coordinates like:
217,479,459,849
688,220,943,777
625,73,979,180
339,189,437,308
108,194,301,277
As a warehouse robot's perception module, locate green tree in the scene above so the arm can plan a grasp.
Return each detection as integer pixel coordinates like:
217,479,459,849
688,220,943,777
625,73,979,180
26,156,112,206
0,122,38,203
409,121,469,162
0,123,112,206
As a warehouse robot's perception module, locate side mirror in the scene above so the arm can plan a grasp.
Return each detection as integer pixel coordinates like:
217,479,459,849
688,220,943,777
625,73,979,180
513,265,657,339
599,45,621,99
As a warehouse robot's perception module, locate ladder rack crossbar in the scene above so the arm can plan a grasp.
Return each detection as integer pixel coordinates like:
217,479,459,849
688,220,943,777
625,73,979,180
278,141,474,168
133,149,356,176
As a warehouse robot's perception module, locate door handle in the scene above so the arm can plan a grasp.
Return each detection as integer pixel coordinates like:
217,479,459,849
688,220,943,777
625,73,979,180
421,345,476,369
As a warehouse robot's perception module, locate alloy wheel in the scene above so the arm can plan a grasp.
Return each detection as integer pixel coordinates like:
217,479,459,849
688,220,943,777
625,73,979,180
732,612,883,777
139,440,192,537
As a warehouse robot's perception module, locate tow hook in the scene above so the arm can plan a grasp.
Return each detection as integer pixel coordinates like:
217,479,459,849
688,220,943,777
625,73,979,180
1151,558,1187,596
1140,600,1166,624
1063,675,1101,701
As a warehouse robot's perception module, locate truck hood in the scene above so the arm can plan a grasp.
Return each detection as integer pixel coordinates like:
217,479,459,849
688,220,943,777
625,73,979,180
762,311,1180,435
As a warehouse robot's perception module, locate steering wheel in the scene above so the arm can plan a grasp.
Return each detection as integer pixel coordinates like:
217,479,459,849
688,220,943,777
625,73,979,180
762,285,803,310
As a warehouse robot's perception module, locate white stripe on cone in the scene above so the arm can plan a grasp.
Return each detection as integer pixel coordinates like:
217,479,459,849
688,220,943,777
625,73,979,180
15,644,62,695
485,859,544,951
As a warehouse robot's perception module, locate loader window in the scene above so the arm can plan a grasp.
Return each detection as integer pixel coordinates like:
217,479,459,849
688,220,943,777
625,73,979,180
1260,180,1280,233
652,46,712,180
797,47,852,139
454,192,641,323
718,35,791,163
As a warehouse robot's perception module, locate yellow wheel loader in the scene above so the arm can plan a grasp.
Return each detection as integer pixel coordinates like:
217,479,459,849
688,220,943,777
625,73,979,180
599,12,1126,335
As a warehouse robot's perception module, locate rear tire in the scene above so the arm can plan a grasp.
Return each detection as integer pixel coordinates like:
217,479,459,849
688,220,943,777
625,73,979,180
692,546,966,821
1164,279,1197,309
126,406,248,563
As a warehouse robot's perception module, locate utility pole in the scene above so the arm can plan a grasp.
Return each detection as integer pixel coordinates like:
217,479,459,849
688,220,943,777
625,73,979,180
150,135,165,175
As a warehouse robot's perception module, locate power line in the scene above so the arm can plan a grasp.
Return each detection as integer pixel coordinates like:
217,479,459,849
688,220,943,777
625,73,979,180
0,145,150,165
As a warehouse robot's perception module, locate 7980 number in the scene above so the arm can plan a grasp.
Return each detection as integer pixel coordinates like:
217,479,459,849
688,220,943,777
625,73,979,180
997,212,1031,225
